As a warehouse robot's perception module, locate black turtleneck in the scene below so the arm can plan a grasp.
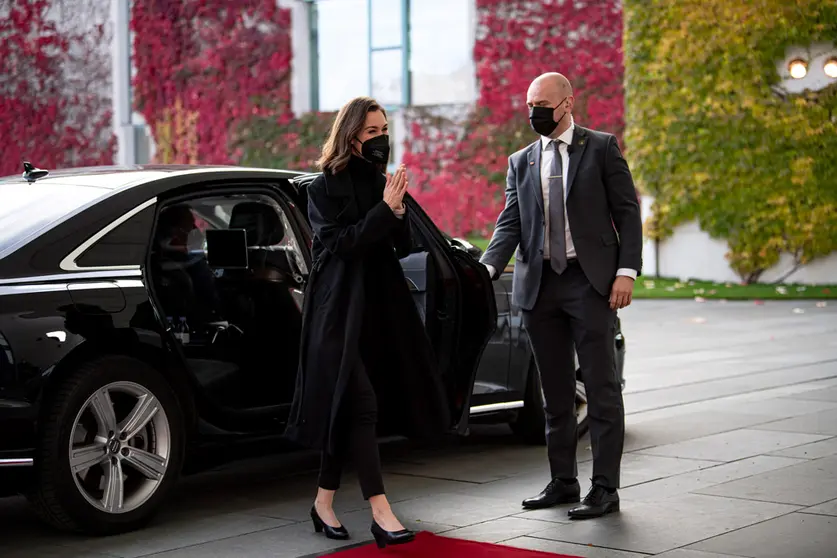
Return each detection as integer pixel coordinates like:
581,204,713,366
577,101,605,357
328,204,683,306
347,155,384,216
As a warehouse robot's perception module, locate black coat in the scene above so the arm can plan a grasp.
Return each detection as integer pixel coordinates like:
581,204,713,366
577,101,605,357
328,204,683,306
284,157,451,454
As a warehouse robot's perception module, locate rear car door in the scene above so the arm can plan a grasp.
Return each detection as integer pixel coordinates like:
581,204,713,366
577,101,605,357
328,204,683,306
402,199,497,434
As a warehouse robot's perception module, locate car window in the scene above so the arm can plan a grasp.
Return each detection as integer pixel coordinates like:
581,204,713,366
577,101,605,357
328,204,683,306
73,205,156,268
151,193,306,276
148,192,307,327
0,182,108,259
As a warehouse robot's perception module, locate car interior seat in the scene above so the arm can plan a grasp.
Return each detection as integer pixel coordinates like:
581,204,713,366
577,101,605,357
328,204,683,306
223,202,302,404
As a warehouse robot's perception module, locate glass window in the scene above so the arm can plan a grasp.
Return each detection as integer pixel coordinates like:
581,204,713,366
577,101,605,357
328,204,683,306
316,0,370,111
409,0,475,106
75,206,155,268
0,182,108,259
371,48,404,106
370,0,402,48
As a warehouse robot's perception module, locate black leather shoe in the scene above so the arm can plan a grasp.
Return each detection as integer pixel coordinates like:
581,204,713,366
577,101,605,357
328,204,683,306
310,506,349,540
568,484,620,519
371,521,415,549
521,478,581,509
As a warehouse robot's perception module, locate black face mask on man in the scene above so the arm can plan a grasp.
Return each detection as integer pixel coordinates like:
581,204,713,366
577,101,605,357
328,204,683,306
529,97,568,137
356,134,391,164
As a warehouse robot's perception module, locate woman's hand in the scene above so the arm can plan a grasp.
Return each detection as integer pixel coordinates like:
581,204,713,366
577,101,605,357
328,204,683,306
383,165,408,212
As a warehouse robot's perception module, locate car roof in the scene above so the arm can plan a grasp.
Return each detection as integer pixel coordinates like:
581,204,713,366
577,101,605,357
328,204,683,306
0,164,314,264
0,164,307,190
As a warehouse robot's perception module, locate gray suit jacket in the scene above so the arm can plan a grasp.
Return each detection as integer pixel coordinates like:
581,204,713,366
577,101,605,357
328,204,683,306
480,125,643,312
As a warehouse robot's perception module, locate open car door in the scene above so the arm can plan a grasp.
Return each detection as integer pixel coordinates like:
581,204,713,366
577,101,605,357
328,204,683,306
401,197,497,434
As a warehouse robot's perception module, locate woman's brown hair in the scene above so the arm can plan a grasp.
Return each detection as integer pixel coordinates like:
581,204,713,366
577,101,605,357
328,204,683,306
317,96,387,174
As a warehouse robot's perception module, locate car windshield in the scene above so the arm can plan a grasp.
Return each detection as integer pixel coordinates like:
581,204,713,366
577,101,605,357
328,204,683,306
0,181,109,259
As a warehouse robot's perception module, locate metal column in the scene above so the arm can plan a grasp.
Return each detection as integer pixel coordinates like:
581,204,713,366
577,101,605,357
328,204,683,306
111,0,135,165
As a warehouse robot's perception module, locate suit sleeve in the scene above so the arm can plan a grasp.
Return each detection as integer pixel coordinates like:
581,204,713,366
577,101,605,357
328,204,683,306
479,155,522,279
307,178,402,260
603,135,643,273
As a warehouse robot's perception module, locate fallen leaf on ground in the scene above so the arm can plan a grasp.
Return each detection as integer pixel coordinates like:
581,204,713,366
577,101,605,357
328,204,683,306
793,308,805,314
816,301,827,308
754,299,765,305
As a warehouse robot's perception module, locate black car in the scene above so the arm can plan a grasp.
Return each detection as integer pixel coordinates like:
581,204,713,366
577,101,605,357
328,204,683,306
0,163,625,535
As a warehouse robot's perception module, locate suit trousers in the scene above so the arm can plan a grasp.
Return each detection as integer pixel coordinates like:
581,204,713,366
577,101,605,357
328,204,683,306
317,361,386,500
522,260,625,488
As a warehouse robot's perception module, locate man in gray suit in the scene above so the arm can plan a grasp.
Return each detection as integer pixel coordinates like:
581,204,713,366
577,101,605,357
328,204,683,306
481,73,642,519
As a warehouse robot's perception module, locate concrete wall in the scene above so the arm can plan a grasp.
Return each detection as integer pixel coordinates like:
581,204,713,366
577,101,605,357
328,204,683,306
640,195,837,284
279,0,313,117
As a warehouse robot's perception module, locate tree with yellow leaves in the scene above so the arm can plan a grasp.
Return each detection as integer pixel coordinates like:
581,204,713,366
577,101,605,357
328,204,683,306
625,0,837,283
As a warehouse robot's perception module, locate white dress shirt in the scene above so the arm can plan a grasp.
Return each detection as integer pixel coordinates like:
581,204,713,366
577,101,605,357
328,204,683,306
484,116,637,281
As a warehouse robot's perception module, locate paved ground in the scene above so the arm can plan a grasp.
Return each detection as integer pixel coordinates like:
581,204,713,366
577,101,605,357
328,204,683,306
2,299,837,558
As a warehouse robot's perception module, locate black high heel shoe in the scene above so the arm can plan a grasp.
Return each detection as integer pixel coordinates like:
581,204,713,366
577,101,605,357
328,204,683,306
371,521,415,549
310,506,349,540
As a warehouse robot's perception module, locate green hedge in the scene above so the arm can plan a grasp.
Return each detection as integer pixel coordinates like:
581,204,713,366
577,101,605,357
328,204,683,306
624,1,837,283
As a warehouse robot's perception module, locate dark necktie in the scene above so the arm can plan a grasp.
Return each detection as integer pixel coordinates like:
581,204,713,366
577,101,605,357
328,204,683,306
549,140,567,274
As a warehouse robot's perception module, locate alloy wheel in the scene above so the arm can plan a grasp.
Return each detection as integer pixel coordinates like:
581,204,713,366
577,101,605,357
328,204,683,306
68,381,171,514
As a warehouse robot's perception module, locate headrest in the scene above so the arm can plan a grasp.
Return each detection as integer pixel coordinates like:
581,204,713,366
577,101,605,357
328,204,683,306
228,202,285,247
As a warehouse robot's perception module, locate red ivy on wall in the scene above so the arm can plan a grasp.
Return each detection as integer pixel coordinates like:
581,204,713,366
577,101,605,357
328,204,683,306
131,0,293,165
404,0,625,237
0,0,114,177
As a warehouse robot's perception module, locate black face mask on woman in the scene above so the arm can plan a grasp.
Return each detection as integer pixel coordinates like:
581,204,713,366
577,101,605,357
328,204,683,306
529,97,568,137
356,134,391,164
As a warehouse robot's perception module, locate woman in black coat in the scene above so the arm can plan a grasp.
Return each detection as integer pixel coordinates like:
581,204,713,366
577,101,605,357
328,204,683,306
284,96,451,549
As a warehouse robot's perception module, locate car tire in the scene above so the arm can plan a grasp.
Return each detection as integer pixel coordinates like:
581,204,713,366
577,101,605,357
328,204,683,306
27,355,185,535
510,359,589,444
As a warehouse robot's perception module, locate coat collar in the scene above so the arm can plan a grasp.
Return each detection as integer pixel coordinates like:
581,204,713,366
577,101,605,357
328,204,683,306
526,141,545,214
525,124,590,210
323,166,355,197
565,125,589,196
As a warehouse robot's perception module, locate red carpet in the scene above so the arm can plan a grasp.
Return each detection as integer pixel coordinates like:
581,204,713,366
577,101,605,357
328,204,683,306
322,531,581,557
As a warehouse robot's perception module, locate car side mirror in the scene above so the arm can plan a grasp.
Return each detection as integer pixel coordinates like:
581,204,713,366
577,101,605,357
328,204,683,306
205,229,249,269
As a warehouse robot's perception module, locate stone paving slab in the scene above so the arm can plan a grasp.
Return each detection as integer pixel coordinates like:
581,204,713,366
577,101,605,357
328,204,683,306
688,512,837,558
526,493,799,555
634,429,831,462
802,498,837,517
753,407,837,436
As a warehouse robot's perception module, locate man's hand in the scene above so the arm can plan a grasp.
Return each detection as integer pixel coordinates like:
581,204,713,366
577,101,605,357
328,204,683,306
609,276,634,310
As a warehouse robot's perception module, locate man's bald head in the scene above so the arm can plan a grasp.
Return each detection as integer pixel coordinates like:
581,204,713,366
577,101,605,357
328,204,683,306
526,72,575,138
529,72,573,99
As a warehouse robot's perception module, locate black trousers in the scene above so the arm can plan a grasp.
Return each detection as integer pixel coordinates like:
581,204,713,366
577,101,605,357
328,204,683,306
522,260,625,488
317,361,386,500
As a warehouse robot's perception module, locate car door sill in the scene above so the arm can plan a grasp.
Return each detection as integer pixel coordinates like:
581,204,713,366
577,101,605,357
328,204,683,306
0,458,34,467
469,400,525,415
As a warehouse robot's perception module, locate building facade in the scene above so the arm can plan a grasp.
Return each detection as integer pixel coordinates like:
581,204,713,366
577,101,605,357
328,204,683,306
283,0,478,166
